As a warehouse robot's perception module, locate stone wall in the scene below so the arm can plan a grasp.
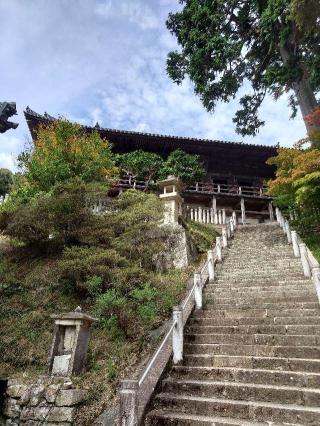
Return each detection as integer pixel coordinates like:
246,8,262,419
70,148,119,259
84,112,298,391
3,376,87,425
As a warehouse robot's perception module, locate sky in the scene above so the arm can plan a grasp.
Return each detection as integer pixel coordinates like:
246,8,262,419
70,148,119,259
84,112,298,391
0,0,308,171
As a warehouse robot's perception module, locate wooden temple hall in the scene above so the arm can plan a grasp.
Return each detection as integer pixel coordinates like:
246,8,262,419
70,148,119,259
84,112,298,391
24,107,278,224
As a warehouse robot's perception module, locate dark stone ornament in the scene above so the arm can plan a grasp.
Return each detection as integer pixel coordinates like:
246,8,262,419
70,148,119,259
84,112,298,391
0,102,19,133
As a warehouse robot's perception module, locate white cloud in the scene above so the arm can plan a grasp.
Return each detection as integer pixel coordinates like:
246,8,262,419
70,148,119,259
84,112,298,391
0,0,309,174
0,153,17,171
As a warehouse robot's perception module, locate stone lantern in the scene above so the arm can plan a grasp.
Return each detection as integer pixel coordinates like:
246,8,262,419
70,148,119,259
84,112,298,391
48,307,97,377
158,176,183,225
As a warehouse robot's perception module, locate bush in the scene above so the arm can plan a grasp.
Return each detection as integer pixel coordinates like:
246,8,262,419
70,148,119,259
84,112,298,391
183,219,218,253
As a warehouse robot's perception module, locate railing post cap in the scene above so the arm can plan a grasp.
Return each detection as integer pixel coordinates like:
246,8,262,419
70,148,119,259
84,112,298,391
120,379,139,390
173,305,183,312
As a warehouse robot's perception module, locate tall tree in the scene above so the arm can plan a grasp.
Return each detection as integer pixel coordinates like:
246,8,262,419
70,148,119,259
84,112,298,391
0,168,13,196
166,0,320,142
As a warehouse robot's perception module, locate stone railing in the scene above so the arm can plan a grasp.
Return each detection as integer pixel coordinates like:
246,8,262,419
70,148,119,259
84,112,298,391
276,208,320,302
118,214,237,426
184,206,237,225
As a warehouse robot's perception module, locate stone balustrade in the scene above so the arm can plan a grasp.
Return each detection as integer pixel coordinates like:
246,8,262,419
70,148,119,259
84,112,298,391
118,213,237,426
275,208,320,302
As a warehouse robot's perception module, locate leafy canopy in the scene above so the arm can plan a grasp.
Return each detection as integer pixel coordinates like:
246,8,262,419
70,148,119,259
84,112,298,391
0,168,13,196
159,149,205,184
166,0,320,136
267,146,320,210
117,148,205,186
18,120,117,196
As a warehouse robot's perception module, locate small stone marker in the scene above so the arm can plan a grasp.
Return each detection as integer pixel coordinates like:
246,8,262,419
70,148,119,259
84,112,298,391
48,307,97,376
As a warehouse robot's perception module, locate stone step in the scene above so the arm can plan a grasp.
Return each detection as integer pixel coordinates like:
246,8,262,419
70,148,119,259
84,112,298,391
171,365,320,388
161,379,320,406
153,393,320,423
146,410,273,426
205,294,317,305
183,354,320,372
184,333,320,346
204,302,320,310
189,316,320,326
192,308,320,319
184,343,320,358
209,283,314,291
213,279,311,287
187,324,320,335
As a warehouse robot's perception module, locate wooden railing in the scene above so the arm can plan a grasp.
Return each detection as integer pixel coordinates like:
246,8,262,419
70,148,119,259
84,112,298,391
114,177,268,198
118,215,237,426
185,182,268,198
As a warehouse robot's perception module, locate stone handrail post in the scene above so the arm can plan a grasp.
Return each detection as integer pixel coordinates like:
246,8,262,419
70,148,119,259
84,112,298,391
194,272,203,310
222,227,228,248
119,379,139,426
284,220,292,244
312,267,320,304
207,250,215,283
291,231,300,258
230,219,234,235
172,306,184,364
216,237,222,261
232,211,237,227
299,243,312,277
222,209,226,225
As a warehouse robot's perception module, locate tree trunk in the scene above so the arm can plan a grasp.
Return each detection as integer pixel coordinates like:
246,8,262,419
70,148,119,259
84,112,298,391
279,45,320,142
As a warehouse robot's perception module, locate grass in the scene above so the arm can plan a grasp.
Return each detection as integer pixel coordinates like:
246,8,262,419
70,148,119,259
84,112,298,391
183,219,219,253
304,233,320,263
0,246,192,425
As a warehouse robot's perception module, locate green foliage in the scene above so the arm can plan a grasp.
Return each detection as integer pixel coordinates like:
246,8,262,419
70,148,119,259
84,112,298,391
159,149,206,185
116,148,205,186
267,147,320,211
0,168,13,196
166,0,320,136
184,219,219,253
18,120,117,194
0,120,118,248
115,150,163,187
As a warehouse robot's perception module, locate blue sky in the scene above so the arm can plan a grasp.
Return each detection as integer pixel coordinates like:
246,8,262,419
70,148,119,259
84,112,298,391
0,0,307,171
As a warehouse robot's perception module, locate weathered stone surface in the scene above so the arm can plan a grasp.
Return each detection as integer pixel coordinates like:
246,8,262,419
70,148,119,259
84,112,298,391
56,389,87,407
45,384,61,403
46,407,75,422
93,405,118,426
29,384,45,406
20,406,50,421
7,384,27,399
4,398,20,418
19,388,31,406
61,381,73,390
5,419,19,426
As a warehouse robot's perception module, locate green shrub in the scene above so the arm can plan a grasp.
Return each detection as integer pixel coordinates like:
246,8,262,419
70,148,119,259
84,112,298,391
183,219,218,253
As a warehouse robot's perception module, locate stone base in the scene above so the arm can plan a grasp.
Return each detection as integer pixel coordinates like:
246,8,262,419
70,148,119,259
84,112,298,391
155,225,197,271
3,377,87,426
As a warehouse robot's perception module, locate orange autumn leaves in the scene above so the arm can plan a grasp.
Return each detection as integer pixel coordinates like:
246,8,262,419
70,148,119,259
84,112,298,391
267,145,320,208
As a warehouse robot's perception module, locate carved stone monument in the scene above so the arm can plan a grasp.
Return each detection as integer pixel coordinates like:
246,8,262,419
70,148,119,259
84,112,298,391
0,102,18,133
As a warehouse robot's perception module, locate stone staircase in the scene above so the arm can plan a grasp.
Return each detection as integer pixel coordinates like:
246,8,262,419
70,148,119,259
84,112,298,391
145,224,320,425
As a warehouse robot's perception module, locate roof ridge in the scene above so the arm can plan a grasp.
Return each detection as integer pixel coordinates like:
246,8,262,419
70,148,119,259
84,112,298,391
24,107,277,150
